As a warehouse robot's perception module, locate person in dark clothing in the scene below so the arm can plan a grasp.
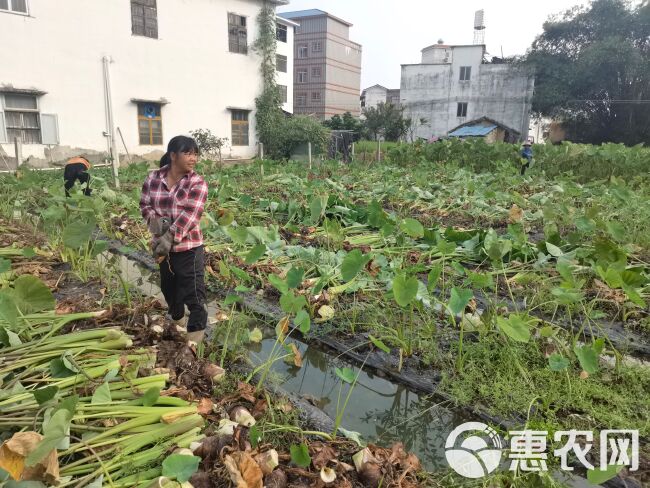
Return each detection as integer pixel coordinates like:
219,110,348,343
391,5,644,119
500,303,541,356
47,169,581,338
140,136,209,346
520,141,533,175
64,156,92,196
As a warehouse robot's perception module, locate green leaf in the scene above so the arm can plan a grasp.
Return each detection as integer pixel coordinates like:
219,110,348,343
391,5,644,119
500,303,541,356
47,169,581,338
622,284,646,308
392,274,418,307
545,242,563,257
286,267,305,289
244,244,266,265
227,226,249,245
294,309,311,334
335,367,355,384
338,427,366,447
548,354,569,371
606,221,625,242
248,327,263,343
280,292,307,314
268,274,289,295
22,247,36,258
539,326,555,338
0,257,10,273
91,382,112,404
89,240,109,258
368,334,390,353
0,293,18,326
290,443,311,468
496,315,531,343
161,454,201,483
574,345,599,374
575,216,596,233
49,358,76,378
142,387,160,407
341,249,367,283
400,218,424,239
249,425,261,449
587,464,624,485
448,287,473,315
427,264,442,292
63,220,95,249
8,275,55,314
33,386,59,405
217,209,235,226
309,195,328,225
436,237,457,256
223,294,241,306
0,327,21,347
27,408,73,466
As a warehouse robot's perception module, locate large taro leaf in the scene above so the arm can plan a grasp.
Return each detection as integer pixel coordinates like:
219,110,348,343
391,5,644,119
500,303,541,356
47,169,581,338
392,274,418,307
0,293,18,326
6,276,55,315
62,220,95,249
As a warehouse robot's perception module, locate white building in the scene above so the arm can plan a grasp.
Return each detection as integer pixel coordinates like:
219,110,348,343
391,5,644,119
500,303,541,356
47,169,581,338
401,42,535,141
276,16,298,114
0,0,291,168
360,84,400,113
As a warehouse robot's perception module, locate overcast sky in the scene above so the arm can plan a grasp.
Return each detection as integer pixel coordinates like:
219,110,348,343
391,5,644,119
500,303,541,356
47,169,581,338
279,0,591,89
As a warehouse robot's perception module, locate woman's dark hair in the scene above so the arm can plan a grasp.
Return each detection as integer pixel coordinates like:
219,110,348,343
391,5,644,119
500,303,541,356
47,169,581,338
160,135,200,168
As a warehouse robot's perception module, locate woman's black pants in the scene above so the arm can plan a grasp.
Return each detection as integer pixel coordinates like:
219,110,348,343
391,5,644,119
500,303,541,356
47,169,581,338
159,245,208,332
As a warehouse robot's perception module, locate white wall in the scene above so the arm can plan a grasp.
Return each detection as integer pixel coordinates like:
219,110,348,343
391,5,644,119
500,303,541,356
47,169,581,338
276,17,294,113
401,45,534,141
0,0,273,166
362,86,388,111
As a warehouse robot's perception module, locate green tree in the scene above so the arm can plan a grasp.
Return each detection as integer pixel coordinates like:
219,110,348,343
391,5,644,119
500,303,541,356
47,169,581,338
525,0,650,145
362,102,409,142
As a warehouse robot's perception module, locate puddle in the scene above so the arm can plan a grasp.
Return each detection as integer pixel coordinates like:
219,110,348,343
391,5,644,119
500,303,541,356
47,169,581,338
101,252,464,470
99,252,614,485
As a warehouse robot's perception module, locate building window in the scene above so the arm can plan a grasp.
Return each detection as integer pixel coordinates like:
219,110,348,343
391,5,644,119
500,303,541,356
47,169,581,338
4,94,41,144
297,44,308,58
276,54,287,73
311,67,322,79
457,102,468,117
297,70,307,84
228,13,248,54
311,92,321,102
279,85,288,104
276,23,287,43
296,93,307,107
0,0,28,14
312,41,322,53
231,110,249,146
459,66,472,81
131,0,158,39
137,102,162,145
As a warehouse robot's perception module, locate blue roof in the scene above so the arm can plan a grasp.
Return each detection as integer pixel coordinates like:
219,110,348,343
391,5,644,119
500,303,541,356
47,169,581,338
279,9,327,19
448,124,497,137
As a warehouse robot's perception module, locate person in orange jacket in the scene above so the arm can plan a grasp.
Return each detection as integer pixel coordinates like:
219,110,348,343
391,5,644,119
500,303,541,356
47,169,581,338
64,156,92,196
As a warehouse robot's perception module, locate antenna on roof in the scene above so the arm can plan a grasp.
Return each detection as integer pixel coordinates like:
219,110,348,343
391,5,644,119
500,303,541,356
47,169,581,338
473,9,485,45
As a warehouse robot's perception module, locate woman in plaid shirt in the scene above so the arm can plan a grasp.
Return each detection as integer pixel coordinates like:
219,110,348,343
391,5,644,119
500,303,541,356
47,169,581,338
140,136,209,345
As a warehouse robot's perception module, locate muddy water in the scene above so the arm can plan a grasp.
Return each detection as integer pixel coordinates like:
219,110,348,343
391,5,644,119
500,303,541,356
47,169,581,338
103,253,465,471
100,253,601,486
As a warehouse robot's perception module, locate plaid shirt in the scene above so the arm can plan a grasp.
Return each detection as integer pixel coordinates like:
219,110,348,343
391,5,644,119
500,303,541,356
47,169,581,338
140,165,208,253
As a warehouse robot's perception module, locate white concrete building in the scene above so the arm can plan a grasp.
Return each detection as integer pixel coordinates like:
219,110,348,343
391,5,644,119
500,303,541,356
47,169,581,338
401,43,535,141
360,85,401,111
0,0,290,167
276,16,298,114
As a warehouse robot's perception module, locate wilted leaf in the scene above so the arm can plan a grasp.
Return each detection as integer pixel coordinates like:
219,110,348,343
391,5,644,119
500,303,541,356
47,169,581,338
141,387,160,407
91,382,111,404
0,432,59,484
248,327,263,343
288,343,303,368
508,204,524,223
317,305,335,321
225,452,263,488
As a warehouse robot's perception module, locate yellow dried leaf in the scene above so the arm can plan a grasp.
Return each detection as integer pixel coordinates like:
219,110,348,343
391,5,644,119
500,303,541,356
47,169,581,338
289,343,303,368
225,452,263,488
277,316,290,335
318,305,335,320
0,432,59,485
508,204,524,223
